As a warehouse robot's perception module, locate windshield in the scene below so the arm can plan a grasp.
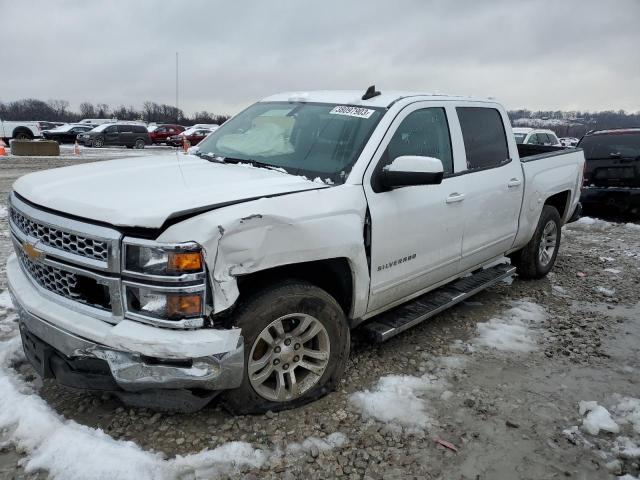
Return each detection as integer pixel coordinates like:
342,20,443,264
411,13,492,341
579,133,640,159
90,123,115,133
50,124,74,132
513,133,527,144
196,101,384,183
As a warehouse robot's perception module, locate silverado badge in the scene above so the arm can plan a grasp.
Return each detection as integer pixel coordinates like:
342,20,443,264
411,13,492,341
22,241,43,261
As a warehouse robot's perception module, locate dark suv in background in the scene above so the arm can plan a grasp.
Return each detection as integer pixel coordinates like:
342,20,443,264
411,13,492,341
579,128,640,215
78,123,151,149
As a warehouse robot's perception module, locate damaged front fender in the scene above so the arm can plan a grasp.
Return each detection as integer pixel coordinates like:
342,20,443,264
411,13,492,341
157,186,371,319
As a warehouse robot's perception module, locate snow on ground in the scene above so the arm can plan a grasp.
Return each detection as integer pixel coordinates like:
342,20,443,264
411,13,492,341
0,303,346,480
0,205,7,217
564,396,640,478
474,301,546,352
568,216,615,232
596,286,616,297
0,290,13,310
350,300,545,429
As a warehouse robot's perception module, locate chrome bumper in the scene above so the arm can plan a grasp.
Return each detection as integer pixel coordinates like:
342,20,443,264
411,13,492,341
11,290,244,393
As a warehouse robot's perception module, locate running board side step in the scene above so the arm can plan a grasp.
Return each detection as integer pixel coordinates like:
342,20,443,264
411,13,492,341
361,264,516,342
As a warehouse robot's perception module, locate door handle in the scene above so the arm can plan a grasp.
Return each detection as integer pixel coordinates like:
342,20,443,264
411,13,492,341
446,193,465,204
508,178,522,188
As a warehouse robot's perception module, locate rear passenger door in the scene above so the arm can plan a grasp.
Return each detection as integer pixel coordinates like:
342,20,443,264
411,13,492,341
455,106,524,271
118,125,134,145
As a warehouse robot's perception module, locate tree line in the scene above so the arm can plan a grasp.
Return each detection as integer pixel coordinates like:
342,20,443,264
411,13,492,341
508,109,640,138
0,98,230,126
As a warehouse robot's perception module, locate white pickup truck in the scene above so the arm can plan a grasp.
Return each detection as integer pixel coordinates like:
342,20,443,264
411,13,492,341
0,119,41,141
6,89,585,413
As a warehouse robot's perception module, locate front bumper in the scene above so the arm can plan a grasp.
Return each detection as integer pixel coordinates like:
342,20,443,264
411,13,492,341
7,254,244,410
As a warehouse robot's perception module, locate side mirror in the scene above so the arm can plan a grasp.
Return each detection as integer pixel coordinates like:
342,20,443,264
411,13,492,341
380,155,444,189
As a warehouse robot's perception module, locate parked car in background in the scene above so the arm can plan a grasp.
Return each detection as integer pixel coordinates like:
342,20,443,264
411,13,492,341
148,124,185,144
78,118,115,126
559,137,579,148
513,128,562,146
77,123,151,149
6,89,585,413
42,124,94,144
579,128,640,214
191,123,219,130
166,127,214,147
0,120,41,141
37,121,59,132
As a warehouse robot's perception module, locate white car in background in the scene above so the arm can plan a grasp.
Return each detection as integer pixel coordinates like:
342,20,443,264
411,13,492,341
513,127,562,146
0,120,41,141
559,137,579,148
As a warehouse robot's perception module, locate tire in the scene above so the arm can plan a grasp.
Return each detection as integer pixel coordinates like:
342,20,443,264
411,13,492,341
222,281,350,414
13,129,32,140
93,138,104,148
134,139,145,149
511,205,561,279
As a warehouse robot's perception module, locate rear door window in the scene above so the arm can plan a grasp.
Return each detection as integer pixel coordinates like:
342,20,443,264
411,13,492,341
456,107,510,169
527,133,540,145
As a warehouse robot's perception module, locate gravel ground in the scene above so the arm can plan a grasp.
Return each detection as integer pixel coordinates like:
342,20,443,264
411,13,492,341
0,152,639,479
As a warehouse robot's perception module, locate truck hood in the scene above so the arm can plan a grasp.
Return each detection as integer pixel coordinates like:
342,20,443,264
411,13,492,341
13,154,325,229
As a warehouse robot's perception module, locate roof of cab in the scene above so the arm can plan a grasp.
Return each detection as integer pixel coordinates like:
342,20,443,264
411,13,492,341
260,90,496,108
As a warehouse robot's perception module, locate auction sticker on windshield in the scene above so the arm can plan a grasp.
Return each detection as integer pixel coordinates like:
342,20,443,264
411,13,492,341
329,106,375,119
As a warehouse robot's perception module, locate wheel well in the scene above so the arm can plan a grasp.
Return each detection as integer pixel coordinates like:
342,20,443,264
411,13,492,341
12,127,33,139
544,191,570,220
235,258,354,316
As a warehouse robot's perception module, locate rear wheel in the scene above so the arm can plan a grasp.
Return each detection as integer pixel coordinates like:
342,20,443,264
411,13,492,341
511,205,561,279
134,139,145,149
222,281,350,414
13,129,32,140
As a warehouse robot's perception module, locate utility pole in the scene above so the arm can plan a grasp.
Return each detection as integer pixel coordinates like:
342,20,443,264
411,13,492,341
175,52,179,123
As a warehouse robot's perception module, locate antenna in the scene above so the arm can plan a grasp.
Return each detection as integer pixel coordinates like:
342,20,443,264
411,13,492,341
362,85,381,101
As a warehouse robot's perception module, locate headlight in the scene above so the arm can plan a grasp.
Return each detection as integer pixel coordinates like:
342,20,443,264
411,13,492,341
124,240,203,277
124,283,205,327
122,238,207,328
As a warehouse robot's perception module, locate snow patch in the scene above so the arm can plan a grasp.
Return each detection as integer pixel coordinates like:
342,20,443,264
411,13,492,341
604,268,622,274
349,374,445,429
624,223,640,231
579,401,620,435
474,301,546,352
0,205,7,217
595,286,616,297
0,290,14,310
285,432,348,454
568,216,614,231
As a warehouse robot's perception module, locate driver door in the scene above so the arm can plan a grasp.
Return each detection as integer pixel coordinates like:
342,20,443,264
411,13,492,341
363,103,467,314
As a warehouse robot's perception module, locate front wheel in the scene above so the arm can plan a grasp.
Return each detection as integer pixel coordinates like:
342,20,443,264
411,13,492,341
511,205,561,279
222,281,350,414
93,138,104,148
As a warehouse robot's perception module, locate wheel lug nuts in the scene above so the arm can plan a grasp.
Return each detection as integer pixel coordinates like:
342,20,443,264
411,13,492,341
294,343,300,350
284,338,291,346
293,355,300,362
283,363,289,370
273,359,280,365
274,346,281,353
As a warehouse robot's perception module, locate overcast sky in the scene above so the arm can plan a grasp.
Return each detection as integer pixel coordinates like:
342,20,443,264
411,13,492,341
2,0,639,116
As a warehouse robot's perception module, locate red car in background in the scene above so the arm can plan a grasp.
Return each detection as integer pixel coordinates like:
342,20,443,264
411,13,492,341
167,127,215,147
148,124,185,144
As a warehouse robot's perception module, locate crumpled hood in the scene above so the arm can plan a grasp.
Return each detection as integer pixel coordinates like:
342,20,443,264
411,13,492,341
13,154,324,229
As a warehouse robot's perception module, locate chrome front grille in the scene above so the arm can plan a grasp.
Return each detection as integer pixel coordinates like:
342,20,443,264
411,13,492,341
10,206,109,262
17,250,111,311
9,192,123,322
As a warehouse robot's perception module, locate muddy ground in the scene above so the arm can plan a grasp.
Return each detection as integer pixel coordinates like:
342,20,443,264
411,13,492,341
0,150,639,479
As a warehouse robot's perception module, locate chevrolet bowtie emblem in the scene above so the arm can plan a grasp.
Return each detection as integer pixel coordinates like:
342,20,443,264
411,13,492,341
22,241,43,261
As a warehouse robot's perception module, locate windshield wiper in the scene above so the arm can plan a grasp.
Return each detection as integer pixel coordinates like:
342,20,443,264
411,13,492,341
221,157,289,173
195,151,225,163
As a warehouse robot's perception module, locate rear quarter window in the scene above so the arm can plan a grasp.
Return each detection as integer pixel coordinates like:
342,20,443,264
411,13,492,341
456,107,509,170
